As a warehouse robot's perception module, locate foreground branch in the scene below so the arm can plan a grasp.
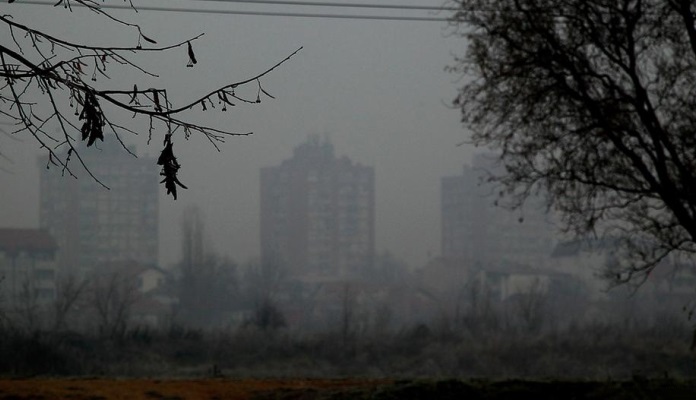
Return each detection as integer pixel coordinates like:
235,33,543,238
1,2,301,198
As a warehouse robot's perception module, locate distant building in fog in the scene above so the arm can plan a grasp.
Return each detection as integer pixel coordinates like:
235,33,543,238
0,228,58,305
39,142,158,276
260,136,375,278
441,154,556,268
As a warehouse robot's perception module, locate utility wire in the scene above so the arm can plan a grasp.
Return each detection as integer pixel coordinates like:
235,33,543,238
16,0,452,21
186,0,457,12
180,1,654,19
12,1,648,19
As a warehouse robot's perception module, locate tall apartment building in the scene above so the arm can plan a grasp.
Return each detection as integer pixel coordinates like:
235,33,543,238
441,154,556,268
39,141,159,275
260,137,375,278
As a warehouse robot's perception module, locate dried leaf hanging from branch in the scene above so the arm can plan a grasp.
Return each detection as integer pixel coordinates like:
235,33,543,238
79,92,105,146
157,134,187,200
187,41,197,67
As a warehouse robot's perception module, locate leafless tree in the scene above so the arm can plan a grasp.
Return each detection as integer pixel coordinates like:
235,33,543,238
515,278,547,332
1,1,300,198
0,276,6,327
52,274,87,332
463,278,498,333
240,258,287,330
247,296,286,331
91,271,138,338
371,303,393,337
449,0,696,286
177,207,239,328
181,206,206,274
13,279,41,332
340,283,356,347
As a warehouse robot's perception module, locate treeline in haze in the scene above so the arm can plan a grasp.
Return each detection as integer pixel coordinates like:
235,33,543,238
0,232,694,379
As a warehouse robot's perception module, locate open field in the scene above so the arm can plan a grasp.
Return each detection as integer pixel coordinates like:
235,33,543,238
1,378,695,400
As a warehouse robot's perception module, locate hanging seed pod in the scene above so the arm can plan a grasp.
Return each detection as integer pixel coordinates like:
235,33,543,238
153,90,161,112
141,34,157,44
129,84,138,104
187,41,197,67
260,86,276,99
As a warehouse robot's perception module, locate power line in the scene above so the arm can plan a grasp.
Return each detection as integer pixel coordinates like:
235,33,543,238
16,0,452,22
181,1,666,18
187,0,457,12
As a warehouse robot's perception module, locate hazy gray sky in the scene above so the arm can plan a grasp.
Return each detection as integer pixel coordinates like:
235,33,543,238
1,1,473,268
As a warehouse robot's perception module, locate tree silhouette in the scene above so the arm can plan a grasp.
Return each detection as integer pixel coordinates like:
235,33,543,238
1,1,300,198
176,207,239,328
91,269,138,339
449,0,696,286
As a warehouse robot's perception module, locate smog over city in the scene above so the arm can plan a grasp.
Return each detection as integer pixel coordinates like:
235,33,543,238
1,0,696,392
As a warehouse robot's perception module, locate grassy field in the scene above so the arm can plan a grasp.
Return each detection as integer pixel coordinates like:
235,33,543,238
1,378,695,400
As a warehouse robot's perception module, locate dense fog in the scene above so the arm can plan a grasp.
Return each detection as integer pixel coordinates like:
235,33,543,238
1,0,695,379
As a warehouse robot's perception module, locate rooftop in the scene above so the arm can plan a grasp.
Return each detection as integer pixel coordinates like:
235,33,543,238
0,228,58,255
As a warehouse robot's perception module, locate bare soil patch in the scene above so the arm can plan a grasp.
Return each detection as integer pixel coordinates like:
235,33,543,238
1,378,694,400
0,378,388,400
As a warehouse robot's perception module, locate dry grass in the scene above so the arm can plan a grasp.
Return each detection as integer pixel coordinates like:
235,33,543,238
0,378,391,400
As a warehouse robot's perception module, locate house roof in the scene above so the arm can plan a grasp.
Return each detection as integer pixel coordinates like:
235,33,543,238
0,228,57,255
94,260,166,278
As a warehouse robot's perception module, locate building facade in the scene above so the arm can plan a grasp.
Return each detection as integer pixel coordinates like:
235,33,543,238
260,137,375,278
0,228,58,306
39,142,159,276
441,154,556,269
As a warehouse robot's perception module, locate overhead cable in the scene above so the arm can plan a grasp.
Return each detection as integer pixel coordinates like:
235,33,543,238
186,0,457,12
15,0,452,22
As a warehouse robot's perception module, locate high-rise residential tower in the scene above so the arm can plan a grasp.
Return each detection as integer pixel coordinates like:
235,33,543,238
39,142,159,275
260,137,375,278
441,154,556,268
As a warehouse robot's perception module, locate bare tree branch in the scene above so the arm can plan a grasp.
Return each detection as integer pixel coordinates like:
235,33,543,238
448,0,696,284
2,2,301,198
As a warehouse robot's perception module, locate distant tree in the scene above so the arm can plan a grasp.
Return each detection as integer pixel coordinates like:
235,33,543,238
370,303,393,337
177,254,238,328
463,278,498,333
240,258,288,329
240,260,286,331
0,276,5,327
91,271,139,338
13,279,42,332
180,206,206,278
246,296,286,331
177,207,238,328
1,1,300,198
52,274,87,332
449,0,696,285
514,278,548,333
339,283,357,347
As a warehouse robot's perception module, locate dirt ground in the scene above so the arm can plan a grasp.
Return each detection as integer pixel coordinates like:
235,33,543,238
0,378,389,400
1,377,695,400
